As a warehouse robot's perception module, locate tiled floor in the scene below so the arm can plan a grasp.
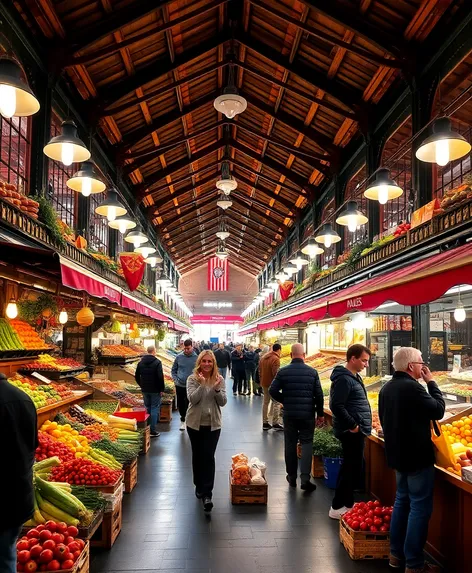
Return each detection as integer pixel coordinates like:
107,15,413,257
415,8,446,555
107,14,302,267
91,391,391,573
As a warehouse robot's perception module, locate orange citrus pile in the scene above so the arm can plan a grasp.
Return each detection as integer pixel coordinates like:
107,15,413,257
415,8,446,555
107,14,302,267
442,416,472,447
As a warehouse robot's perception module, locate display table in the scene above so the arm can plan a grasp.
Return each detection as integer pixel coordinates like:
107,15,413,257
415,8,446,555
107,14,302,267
323,409,472,572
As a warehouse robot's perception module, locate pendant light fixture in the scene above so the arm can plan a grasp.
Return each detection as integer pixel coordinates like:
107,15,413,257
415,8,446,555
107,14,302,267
214,62,247,119
301,238,324,258
416,117,471,166
66,161,106,197
216,243,229,260
95,188,127,222
135,241,156,259
59,309,68,325
283,263,298,275
125,225,149,248
275,270,289,282
5,297,18,319
364,168,403,205
315,223,341,248
289,251,309,269
216,217,230,240
0,56,40,118
336,200,368,232
43,120,91,166
144,255,163,267
216,160,237,194
217,193,232,210
108,213,137,234
156,270,172,286
267,275,279,289
454,286,467,322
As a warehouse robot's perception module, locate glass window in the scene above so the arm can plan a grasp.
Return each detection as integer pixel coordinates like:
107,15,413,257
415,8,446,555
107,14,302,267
47,113,76,229
344,165,368,247
320,197,336,268
89,193,109,253
0,114,31,193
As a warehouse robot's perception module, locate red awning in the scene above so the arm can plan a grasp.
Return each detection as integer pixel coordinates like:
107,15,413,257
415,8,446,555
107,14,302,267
238,325,258,336
121,293,170,323
171,321,190,333
328,243,472,318
256,296,329,330
60,258,122,304
191,315,243,324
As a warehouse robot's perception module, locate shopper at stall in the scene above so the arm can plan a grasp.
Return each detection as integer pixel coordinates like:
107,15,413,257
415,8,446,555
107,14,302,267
214,343,231,380
186,350,227,513
172,339,198,431
329,344,372,519
135,346,165,437
231,344,247,395
0,372,38,573
259,343,283,430
244,345,259,395
253,347,264,396
270,343,324,491
379,347,445,573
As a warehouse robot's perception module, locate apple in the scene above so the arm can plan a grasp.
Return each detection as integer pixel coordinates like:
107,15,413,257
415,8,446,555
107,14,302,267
26,530,39,540
17,564,24,573
359,522,368,531
46,560,60,571
42,540,55,551
39,531,52,542
36,525,46,532
351,521,360,531
66,526,78,537
72,550,81,560
24,563,37,573
39,549,54,564
55,523,67,534
61,561,74,570
17,540,29,552
17,550,31,564
28,539,39,549
76,539,85,551
64,537,74,546
51,534,63,545
53,545,67,561
45,521,57,532
67,542,79,554
30,545,43,559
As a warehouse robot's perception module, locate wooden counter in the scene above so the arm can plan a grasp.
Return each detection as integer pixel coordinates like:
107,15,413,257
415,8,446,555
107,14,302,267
36,390,93,427
323,410,472,573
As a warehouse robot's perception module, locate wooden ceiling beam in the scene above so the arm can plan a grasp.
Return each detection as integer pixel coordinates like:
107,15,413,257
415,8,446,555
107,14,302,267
235,31,361,111
227,211,284,239
136,140,224,200
157,195,217,228
230,193,290,224
93,34,227,110
231,189,295,220
69,0,229,65
297,0,409,58
234,172,301,212
248,0,403,69
146,161,220,196
228,203,284,235
177,223,272,252
230,159,301,195
148,173,216,214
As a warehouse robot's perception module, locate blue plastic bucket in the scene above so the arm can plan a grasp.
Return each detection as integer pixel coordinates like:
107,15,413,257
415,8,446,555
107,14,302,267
323,457,343,488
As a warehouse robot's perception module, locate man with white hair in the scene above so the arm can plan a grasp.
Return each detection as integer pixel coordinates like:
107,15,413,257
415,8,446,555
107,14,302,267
379,347,445,573
270,343,324,491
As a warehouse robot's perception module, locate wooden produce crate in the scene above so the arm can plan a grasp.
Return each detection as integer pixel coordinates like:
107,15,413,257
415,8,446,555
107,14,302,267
140,425,151,454
160,403,172,423
124,457,138,493
77,510,104,540
340,519,389,561
311,455,324,478
57,541,90,572
86,474,124,495
90,497,123,549
230,470,268,505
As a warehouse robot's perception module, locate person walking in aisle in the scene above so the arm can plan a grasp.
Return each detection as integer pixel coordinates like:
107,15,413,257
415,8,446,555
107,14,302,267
270,343,324,491
329,344,372,519
171,339,198,431
259,343,283,430
135,346,165,437
231,344,247,395
379,348,445,573
0,372,38,573
214,343,231,380
186,350,227,513
244,345,258,395
253,347,264,395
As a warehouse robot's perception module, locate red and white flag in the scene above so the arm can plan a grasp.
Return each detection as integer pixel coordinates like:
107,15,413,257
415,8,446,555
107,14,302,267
207,257,229,291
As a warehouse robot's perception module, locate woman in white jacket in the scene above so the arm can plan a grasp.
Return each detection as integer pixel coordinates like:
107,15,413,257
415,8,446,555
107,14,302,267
186,350,227,512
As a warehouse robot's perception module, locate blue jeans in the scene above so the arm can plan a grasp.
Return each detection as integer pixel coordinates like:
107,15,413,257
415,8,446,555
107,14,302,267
218,367,227,379
0,526,22,573
390,465,435,568
143,393,161,433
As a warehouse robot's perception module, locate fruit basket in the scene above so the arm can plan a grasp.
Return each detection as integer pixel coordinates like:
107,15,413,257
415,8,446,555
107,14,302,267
340,519,389,560
229,470,268,505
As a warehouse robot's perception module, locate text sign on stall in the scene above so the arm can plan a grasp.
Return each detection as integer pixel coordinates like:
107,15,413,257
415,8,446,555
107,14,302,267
346,297,363,310
31,372,52,384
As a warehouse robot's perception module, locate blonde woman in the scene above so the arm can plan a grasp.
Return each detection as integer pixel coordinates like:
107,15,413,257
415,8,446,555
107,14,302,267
186,350,227,512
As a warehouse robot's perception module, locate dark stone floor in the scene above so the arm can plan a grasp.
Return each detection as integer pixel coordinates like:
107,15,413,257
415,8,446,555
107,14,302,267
91,391,391,573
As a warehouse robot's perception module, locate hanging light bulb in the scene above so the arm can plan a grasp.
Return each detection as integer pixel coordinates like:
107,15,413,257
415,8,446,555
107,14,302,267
59,309,68,324
336,201,368,231
125,225,149,248
315,223,341,248
216,161,237,194
67,161,106,197
416,117,471,166
144,255,163,267
5,298,18,319
289,251,310,268
0,57,40,118
95,188,127,222
301,238,324,258
217,193,232,210
216,218,230,240
283,263,298,275
216,243,229,260
109,214,136,234
454,286,467,322
364,168,403,205
44,120,90,166
135,241,156,259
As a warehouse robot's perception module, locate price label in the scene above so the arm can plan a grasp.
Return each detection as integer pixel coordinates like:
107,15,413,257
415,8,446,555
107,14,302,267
31,372,52,384
74,405,86,412
445,393,458,401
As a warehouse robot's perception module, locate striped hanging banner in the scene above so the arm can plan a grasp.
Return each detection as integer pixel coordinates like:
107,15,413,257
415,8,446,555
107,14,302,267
207,257,229,291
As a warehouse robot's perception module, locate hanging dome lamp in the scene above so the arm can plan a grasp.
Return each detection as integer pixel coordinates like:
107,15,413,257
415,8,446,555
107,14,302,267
0,56,40,118
364,168,403,205
217,193,232,210
44,120,91,166
301,238,324,258
216,161,237,194
66,161,106,197
315,223,341,248
214,63,247,119
108,213,137,234
94,188,127,222
336,200,368,232
415,117,471,166
125,224,149,248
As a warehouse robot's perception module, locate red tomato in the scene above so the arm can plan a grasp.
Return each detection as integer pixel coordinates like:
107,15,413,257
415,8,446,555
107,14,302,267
26,530,39,540
24,561,38,573
29,545,43,559
367,510,375,518
42,540,55,551
46,561,60,571
17,540,29,552
373,500,381,507
39,531,52,542
39,549,54,564
365,517,373,526
374,507,383,517
383,514,391,523
28,539,39,549
380,525,388,532
374,518,383,527
367,501,375,509
61,561,74,570
66,526,78,538
17,564,25,573
359,522,368,531
351,521,360,531
17,550,31,564
45,522,57,533
370,526,378,532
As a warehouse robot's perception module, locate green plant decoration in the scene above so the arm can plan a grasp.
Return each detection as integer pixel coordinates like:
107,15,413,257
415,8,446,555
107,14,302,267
312,427,343,458
30,194,66,247
18,293,59,323
157,327,167,342
345,239,371,270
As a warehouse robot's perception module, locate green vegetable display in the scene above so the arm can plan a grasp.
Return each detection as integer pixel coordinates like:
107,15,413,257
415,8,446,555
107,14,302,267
70,485,108,511
313,427,343,458
82,400,119,413
0,318,24,350
91,437,140,465
55,412,84,432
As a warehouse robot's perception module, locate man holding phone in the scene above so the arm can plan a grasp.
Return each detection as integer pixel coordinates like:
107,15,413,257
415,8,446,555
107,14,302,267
329,344,372,519
379,347,445,573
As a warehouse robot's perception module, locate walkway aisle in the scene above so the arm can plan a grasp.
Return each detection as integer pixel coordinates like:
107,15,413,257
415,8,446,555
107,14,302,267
91,394,390,573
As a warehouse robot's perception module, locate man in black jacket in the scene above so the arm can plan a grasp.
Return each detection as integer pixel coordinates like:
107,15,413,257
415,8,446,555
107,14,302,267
244,345,258,395
0,372,38,573
379,347,445,573
270,343,324,491
214,343,231,379
135,346,165,437
329,344,372,519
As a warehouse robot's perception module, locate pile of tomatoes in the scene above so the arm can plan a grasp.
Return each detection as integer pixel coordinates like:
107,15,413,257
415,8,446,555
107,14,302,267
35,432,75,463
17,521,84,572
342,500,393,533
50,458,122,486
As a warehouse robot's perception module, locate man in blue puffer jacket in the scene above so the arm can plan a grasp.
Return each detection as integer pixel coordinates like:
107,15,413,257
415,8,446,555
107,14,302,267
329,344,372,520
270,343,324,492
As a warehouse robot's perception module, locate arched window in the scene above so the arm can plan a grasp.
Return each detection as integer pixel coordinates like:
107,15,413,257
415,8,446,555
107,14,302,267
381,116,412,231
0,114,31,193
344,165,367,247
47,112,76,228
